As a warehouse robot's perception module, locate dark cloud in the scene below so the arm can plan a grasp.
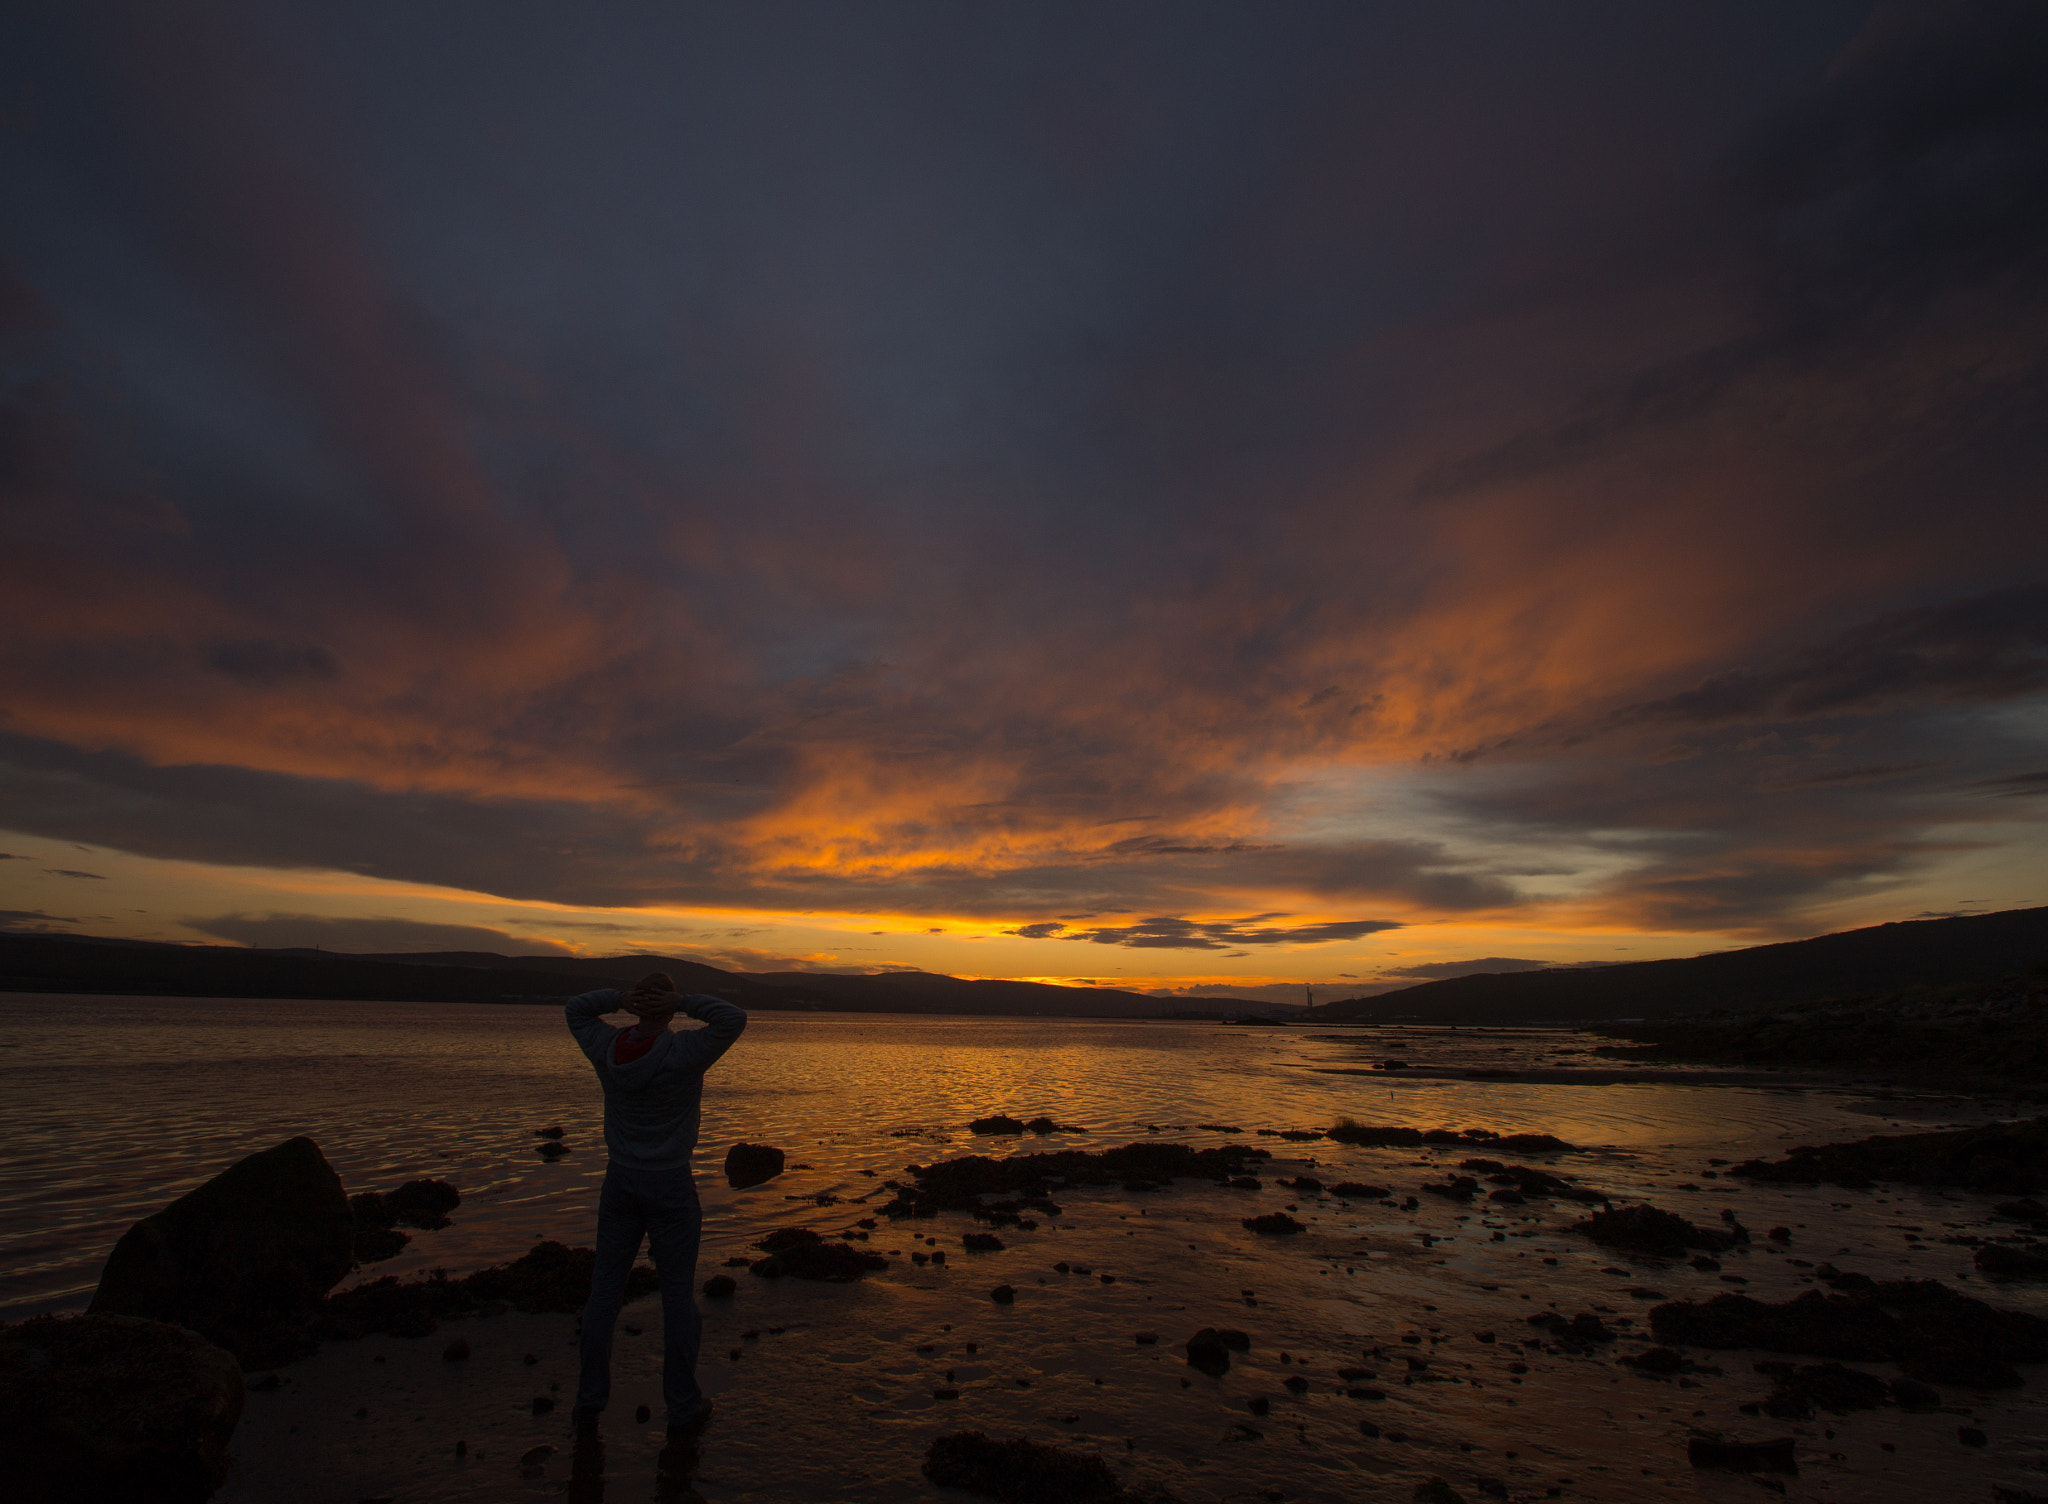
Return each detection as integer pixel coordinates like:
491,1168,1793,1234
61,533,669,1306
205,640,341,685
0,3,2040,946
1608,584,2048,731
1976,771,2048,797
0,908,77,928
1012,916,1402,951
44,868,105,879
186,912,575,956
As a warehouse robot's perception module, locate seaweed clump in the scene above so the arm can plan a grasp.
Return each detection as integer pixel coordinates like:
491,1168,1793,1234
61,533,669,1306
1460,1159,1604,1203
881,1142,1270,1218
321,1241,657,1340
749,1228,888,1282
922,1430,1176,1503
1649,1278,2048,1388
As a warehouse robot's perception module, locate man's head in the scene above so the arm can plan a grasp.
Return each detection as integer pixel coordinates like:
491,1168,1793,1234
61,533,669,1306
627,971,678,1027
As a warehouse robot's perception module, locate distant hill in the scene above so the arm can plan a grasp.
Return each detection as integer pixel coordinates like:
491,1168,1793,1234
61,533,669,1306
1303,906,2048,1025
0,931,1258,1018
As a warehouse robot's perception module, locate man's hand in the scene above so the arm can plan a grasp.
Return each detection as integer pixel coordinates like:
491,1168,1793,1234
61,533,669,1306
624,986,679,1021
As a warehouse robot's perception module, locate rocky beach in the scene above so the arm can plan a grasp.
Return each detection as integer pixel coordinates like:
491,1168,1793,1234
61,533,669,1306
7,998,2048,1503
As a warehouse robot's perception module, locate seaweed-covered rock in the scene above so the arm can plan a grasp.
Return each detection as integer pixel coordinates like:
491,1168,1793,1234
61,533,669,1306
701,1276,736,1298
748,1228,888,1282
1568,1204,1735,1258
970,1116,1028,1135
882,1142,1271,1218
0,1314,244,1504
1242,1213,1305,1235
1422,1176,1479,1202
723,1143,786,1189
1618,1347,1719,1376
1527,1312,1615,1351
1687,1436,1797,1474
922,1429,1172,1502
321,1240,659,1339
89,1136,355,1368
1324,1120,1576,1153
1459,1159,1604,1203
962,1233,1005,1252
1023,1116,1085,1134
1649,1281,2048,1388
1752,1360,1889,1418
1732,1118,2048,1193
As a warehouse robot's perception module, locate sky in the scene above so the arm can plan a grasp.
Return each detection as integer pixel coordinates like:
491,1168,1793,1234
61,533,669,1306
1,1,2044,1004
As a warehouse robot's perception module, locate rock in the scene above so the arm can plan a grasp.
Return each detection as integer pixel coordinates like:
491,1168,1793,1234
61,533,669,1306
519,1442,555,1464
1732,1118,2048,1193
1618,1346,1719,1376
1422,1176,1479,1202
1976,1244,2048,1278
1526,1312,1615,1351
962,1233,1005,1252
882,1142,1272,1218
1241,1213,1305,1236
531,1395,554,1414
1959,1426,1989,1447
1328,1182,1389,1199
1227,1177,1262,1190
746,1228,887,1282
1568,1204,1736,1258
0,1314,244,1504
1134,1332,1158,1345
1995,1199,2048,1221
1380,1059,1410,1070
441,1337,470,1361
535,1126,565,1139
1324,1120,1577,1153
1246,1396,1270,1415
990,1285,1017,1305
535,1141,570,1160
349,1179,461,1264
922,1429,1165,1502
970,1116,1028,1135
1413,1482,1470,1504
1283,1177,1323,1194
701,1276,737,1298
89,1135,355,1367
1891,1376,1941,1409
1649,1280,2048,1388
723,1143,786,1189
1022,1117,1085,1134
1687,1436,1797,1474
1185,1329,1232,1376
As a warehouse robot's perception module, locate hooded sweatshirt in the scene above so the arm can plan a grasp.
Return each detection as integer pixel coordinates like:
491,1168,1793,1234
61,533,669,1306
564,990,748,1171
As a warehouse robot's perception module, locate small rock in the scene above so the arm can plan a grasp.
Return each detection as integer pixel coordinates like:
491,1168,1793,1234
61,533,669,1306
535,1126,565,1140
1134,1332,1158,1345
519,1443,556,1466
990,1285,1017,1305
723,1142,786,1189
1687,1436,1797,1474
531,1396,554,1415
1959,1427,1989,1448
441,1337,470,1362
702,1275,737,1298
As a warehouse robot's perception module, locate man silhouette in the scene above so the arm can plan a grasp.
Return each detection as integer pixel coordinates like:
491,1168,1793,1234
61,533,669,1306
565,971,746,1438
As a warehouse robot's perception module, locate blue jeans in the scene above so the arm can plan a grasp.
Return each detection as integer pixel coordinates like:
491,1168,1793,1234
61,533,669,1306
578,1163,704,1422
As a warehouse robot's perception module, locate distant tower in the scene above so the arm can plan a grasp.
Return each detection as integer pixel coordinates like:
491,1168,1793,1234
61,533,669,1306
1305,982,1314,1010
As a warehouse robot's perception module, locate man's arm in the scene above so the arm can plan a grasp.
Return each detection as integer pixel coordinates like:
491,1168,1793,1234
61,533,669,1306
668,994,747,1074
565,988,624,1062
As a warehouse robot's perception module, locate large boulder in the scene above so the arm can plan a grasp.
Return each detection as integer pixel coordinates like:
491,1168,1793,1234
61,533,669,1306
90,1136,354,1367
723,1142,786,1189
0,1313,244,1504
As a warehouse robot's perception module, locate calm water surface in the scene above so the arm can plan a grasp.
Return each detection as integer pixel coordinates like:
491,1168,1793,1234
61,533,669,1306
3,994,2044,1503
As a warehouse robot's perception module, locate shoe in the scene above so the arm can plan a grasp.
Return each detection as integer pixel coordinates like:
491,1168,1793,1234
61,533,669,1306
572,1405,601,1437
665,1398,715,1438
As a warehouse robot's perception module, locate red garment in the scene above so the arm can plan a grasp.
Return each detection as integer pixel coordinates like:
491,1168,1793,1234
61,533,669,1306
613,1026,662,1065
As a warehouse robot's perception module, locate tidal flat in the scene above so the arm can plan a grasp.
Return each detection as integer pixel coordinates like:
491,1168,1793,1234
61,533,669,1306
5,996,2047,1502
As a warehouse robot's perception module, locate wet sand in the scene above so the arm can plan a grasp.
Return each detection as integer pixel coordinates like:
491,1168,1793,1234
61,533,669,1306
223,1113,2048,1504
